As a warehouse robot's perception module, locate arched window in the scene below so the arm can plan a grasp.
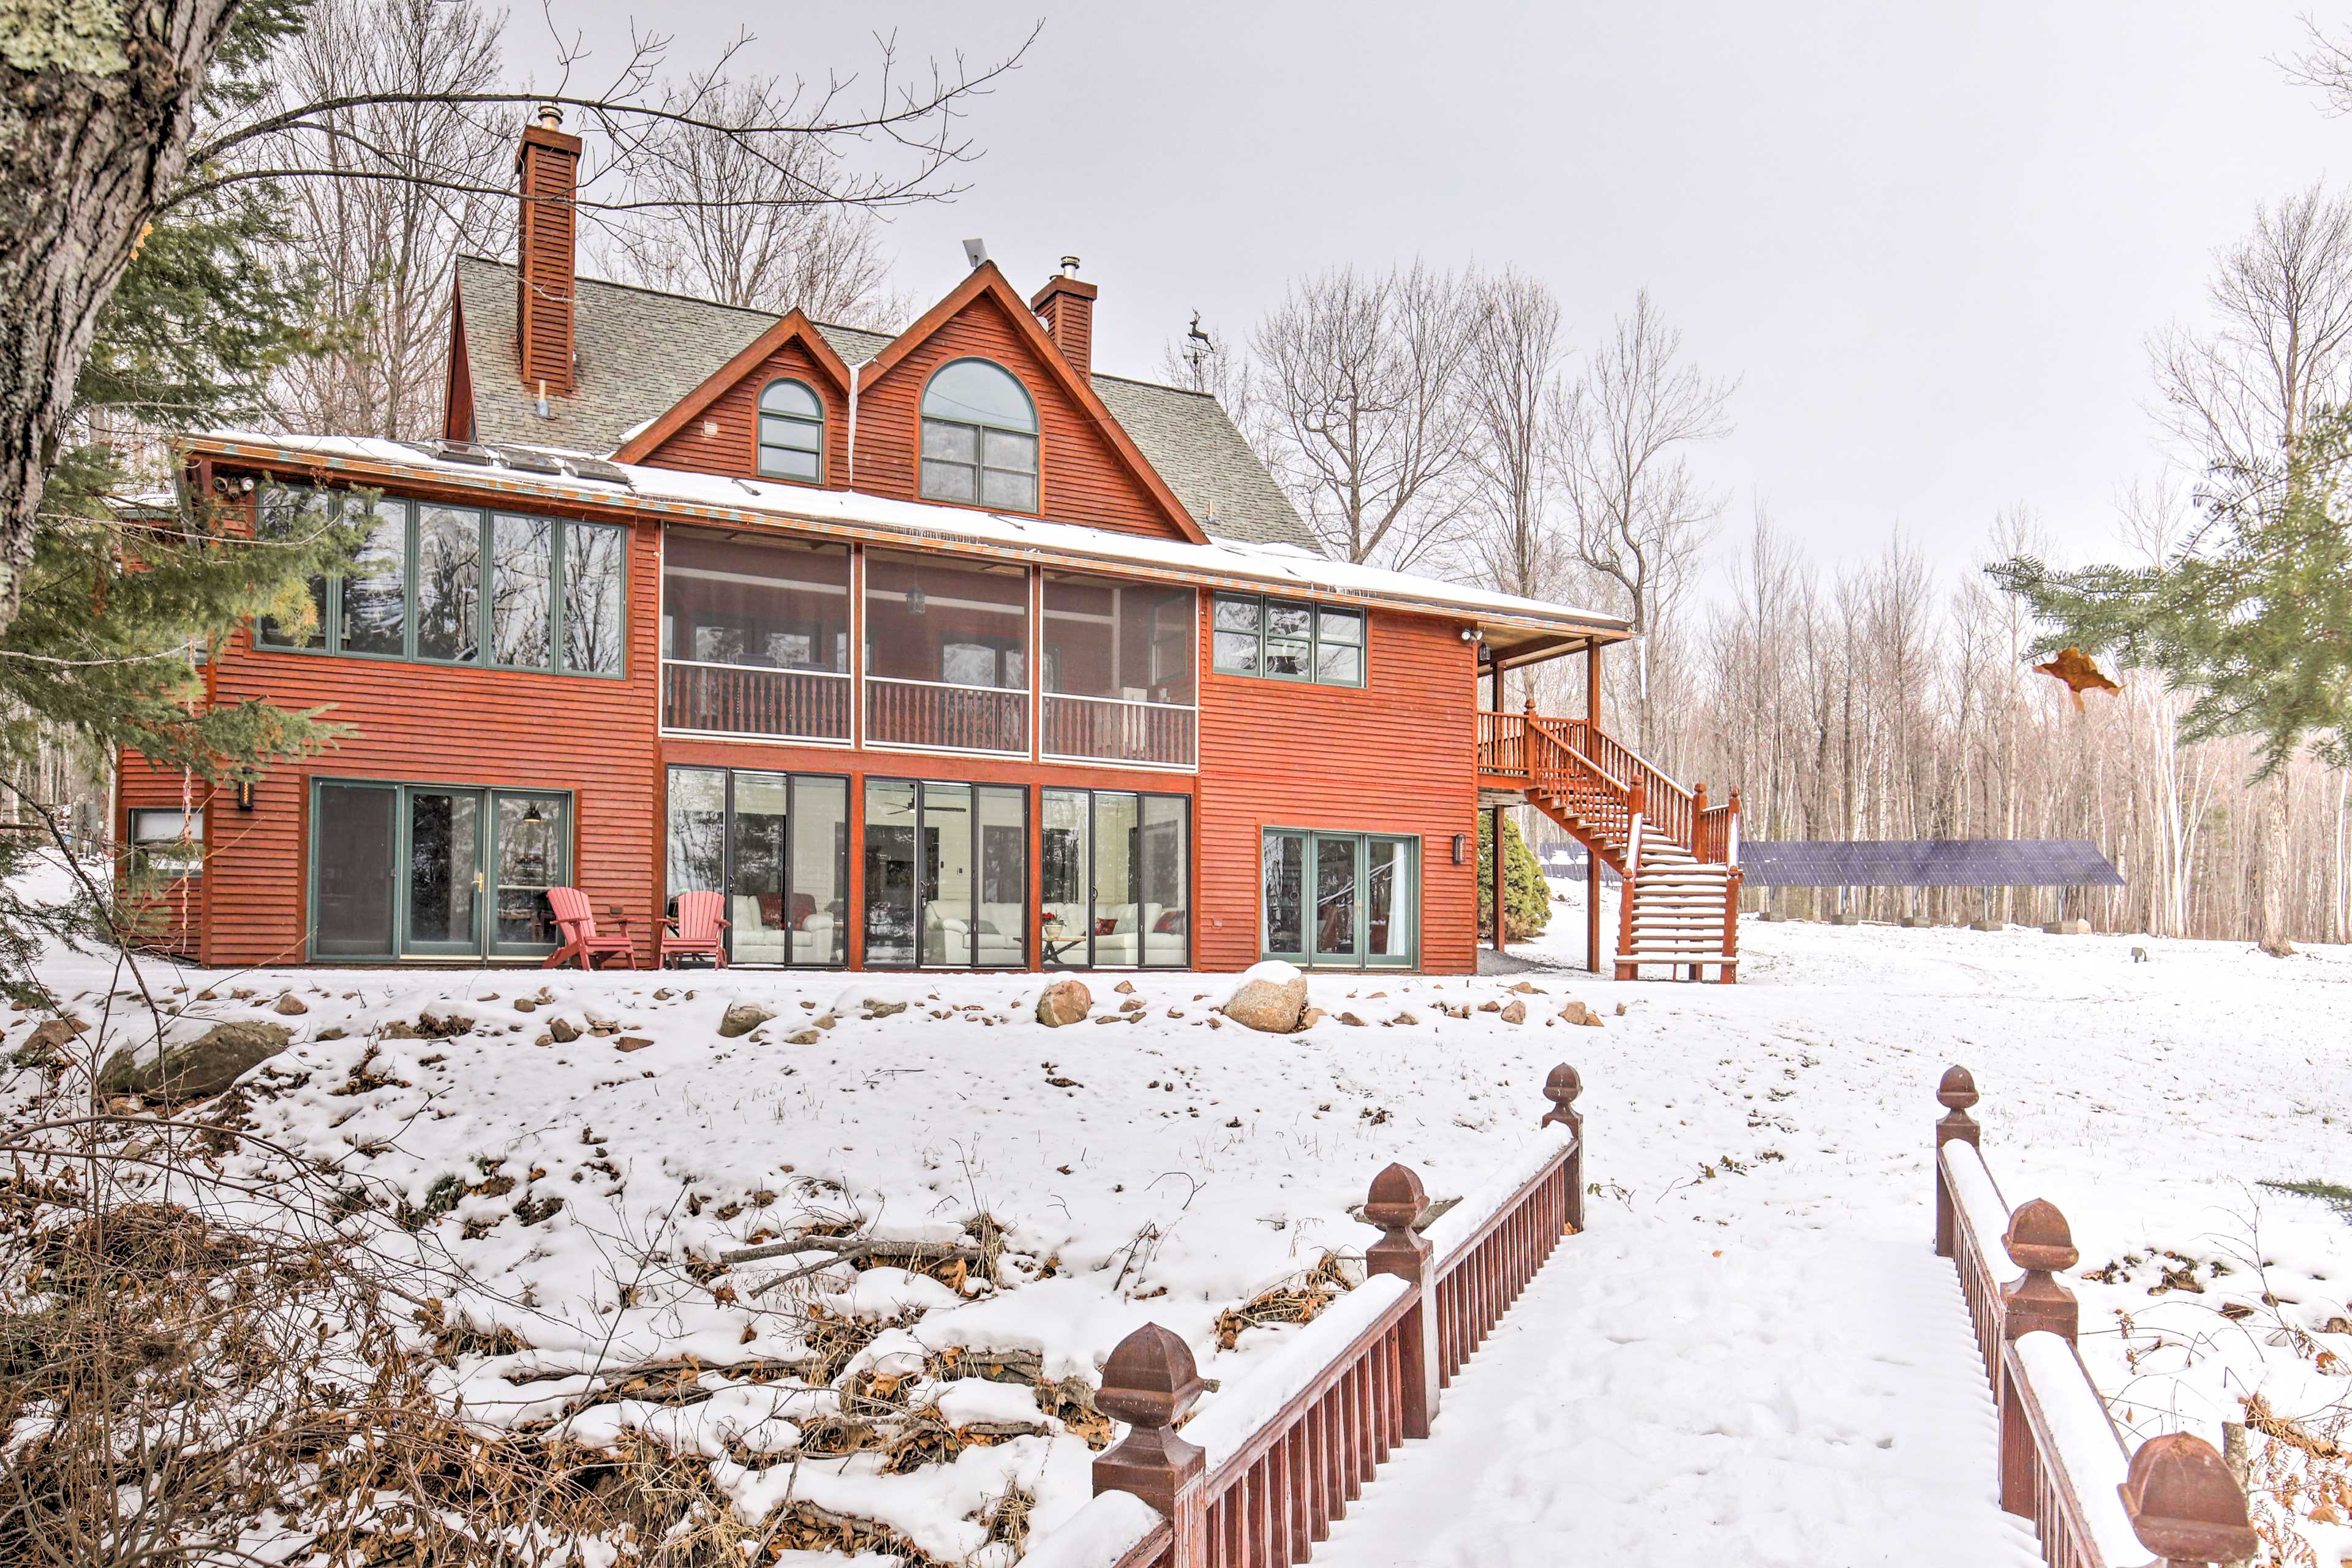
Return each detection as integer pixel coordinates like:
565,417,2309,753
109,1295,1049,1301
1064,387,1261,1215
757,379,824,483
920,359,1039,511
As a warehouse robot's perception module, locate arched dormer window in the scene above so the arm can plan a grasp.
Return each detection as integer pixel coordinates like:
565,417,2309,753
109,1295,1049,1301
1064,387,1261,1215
920,358,1039,511
757,379,824,483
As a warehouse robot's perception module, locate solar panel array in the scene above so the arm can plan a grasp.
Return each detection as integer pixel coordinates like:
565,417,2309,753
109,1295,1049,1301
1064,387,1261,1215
1739,839,2124,889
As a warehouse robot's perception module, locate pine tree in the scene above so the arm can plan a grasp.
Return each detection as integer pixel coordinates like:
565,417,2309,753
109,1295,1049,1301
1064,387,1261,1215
1989,410,2352,780
1477,813,1551,943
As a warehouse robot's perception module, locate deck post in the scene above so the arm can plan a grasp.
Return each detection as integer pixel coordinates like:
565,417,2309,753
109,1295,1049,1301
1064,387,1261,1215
1542,1063,1585,1232
1997,1198,2080,1516
1365,1162,1439,1439
1585,639,1603,974
2119,1433,2261,1568
1932,1066,1980,1257
1093,1323,1208,1567
1489,805,1507,955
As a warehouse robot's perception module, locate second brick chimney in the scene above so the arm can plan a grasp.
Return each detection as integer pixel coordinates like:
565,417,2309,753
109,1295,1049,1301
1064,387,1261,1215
515,104,582,397
1031,256,1097,376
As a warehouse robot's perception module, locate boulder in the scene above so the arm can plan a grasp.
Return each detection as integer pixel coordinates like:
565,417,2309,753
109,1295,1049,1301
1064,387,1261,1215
97,1021,292,1103
1558,1001,1605,1028
548,1017,582,1043
1499,999,1527,1025
717,1003,774,1039
1036,979,1093,1028
273,993,309,1016
1223,973,1308,1034
786,1028,824,1046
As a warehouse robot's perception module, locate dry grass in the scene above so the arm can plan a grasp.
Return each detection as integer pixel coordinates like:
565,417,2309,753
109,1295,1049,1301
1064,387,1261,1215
1213,1252,1361,1351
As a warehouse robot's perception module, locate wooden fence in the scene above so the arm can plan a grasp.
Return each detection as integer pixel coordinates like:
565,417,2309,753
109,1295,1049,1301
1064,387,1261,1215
1023,1062,1588,1568
1932,1066,2261,1568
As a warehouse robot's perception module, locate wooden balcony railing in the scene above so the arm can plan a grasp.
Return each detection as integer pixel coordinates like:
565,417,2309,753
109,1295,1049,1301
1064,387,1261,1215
1932,1067,2258,1568
1041,694,1197,770
660,662,851,742
1477,706,1705,856
1022,1066,1587,1568
864,676,1027,755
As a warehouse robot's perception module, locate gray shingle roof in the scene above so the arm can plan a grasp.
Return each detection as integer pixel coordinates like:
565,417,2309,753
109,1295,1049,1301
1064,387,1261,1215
452,255,1316,552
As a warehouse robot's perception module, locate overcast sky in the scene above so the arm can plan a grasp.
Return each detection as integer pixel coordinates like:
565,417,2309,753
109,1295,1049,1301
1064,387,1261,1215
533,2,2341,584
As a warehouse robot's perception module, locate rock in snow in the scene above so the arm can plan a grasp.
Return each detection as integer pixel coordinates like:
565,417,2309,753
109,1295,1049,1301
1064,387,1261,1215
1036,979,1093,1027
1223,960,1308,1033
97,1020,291,1102
717,1002,775,1038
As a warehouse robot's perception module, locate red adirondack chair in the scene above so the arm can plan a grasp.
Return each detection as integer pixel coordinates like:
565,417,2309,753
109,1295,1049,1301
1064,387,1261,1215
543,887,638,969
660,889,730,968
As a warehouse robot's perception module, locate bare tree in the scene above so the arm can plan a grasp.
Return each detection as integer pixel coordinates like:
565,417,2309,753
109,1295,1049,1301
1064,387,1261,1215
1457,269,1570,687
596,70,906,326
0,12,1035,635
1553,290,1736,750
263,0,513,439
2149,183,2352,489
1250,262,1478,567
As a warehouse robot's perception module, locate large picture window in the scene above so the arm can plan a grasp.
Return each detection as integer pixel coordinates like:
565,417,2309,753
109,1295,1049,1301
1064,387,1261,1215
255,487,625,677
1041,789,1189,968
1261,829,1417,968
863,778,1027,968
662,531,851,741
306,780,570,961
864,549,1030,754
919,359,1039,511
665,767,848,965
1212,594,1366,687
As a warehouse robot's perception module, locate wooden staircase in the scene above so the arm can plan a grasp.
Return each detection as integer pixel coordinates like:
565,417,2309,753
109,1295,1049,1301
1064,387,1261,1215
1477,706,1743,982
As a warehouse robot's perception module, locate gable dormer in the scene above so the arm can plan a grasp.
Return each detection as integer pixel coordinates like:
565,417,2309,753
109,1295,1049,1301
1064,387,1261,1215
853,263,1207,543
612,312,853,485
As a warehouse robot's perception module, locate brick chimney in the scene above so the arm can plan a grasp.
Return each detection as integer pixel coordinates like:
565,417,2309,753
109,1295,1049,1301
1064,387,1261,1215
1031,256,1097,375
514,104,582,396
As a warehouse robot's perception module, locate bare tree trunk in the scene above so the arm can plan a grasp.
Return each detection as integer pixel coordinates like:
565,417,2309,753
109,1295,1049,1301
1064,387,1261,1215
0,0,242,626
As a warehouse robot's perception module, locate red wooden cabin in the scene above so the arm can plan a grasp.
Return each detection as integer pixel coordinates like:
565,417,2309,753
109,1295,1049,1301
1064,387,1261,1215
122,110,1741,979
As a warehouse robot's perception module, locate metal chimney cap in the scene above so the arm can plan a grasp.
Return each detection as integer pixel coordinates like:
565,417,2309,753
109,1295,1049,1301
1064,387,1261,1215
535,103,564,130
1060,255,1082,277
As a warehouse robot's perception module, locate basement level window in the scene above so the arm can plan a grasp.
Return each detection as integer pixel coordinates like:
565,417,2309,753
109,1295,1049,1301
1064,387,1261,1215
129,809,202,879
1210,594,1365,687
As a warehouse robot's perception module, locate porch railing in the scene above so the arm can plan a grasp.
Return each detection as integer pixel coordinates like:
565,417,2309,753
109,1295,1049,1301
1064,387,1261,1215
1477,706,1701,855
1041,693,1197,770
1931,1066,2258,1568
864,676,1027,755
1022,1065,1587,1568
660,661,851,742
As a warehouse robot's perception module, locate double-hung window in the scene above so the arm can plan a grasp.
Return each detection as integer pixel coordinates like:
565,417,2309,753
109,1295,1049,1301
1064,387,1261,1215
254,487,625,676
1211,594,1366,687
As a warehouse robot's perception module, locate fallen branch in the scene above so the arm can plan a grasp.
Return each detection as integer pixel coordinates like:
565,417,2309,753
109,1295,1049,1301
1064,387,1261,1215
2243,1392,2348,1461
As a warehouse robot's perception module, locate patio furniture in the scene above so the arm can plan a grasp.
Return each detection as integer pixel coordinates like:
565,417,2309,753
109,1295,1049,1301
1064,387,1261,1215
544,887,638,969
661,889,730,968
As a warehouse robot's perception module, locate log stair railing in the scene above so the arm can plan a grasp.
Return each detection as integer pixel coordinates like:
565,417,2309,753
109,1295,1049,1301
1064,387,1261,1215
1477,703,1743,982
1932,1066,2261,1568
1022,1065,1588,1568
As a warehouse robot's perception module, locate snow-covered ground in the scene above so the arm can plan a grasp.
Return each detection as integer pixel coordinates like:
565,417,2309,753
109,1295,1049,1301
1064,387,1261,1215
12,869,2351,1564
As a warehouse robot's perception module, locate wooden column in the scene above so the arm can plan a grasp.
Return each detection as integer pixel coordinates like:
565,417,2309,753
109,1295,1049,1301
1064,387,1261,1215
1998,1198,2079,1515
1585,639,1603,974
1932,1066,1980,1258
1489,804,1507,954
1093,1324,1209,1568
1364,1163,1438,1439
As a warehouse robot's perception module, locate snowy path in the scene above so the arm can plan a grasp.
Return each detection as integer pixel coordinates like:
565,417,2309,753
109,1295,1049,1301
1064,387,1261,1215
1319,1193,2039,1567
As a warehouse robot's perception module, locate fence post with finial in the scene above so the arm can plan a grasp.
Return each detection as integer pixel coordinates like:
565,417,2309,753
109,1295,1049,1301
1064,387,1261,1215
2119,1431,2261,1568
1543,1062,1585,1233
1092,1324,1208,1568
1997,1197,2080,1515
1365,1162,1439,1440
1934,1066,1980,1259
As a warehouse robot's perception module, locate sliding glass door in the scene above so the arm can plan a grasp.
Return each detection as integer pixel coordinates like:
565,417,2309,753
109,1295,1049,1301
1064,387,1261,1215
863,778,1028,968
1041,788,1190,968
308,781,570,960
665,767,849,966
1261,829,1419,968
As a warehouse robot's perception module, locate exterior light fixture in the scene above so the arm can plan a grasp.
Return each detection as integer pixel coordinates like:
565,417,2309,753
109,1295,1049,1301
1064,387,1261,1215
1452,834,1468,865
907,584,927,616
233,775,257,811
521,802,544,824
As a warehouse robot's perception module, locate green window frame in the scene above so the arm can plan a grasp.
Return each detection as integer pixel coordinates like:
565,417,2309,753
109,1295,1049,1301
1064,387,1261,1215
757,379,825,484
254,486,627,678
303,777,574,962
919,358,1041,513
1259,828,1419,968
1211,594,1366,687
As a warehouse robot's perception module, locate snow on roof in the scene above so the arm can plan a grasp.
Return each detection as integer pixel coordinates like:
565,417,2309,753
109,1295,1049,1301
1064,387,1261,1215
189,431,1630,636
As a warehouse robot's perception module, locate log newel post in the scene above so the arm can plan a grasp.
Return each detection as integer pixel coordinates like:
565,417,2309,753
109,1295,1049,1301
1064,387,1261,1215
2118,1431,2260,1568
1542,1061,1585,1233
1997,1197,2079,1516
1933,1065,1981,1259
1365,1161,1440,1441
1092,1324,1209,1567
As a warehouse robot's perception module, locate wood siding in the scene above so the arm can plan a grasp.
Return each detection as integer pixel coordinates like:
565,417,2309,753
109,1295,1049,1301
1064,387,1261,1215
138,518,663,967
116,752,209,958
1193,608,1481,973
853,291,1191,541
638,337,851,486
